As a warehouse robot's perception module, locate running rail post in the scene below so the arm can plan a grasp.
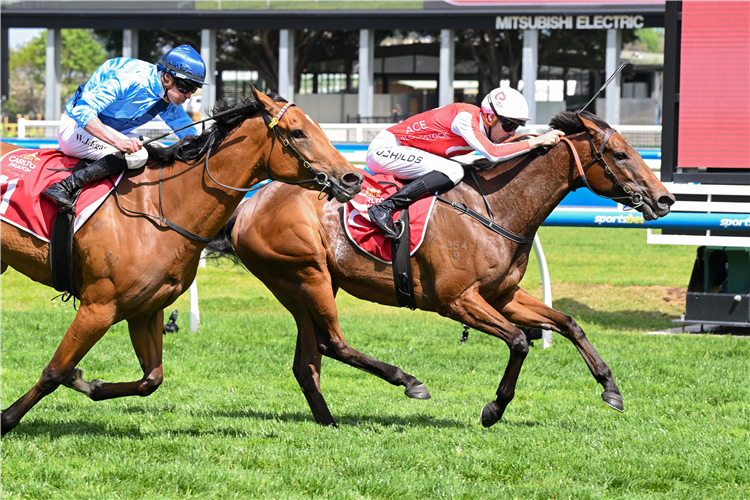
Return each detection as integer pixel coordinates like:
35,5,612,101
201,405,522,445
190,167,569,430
532,234,553,348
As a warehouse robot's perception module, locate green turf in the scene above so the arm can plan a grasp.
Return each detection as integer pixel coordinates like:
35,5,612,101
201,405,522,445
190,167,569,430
2,227,748,499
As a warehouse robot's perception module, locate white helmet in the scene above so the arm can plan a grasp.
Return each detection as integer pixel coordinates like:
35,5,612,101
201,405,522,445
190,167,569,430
481,87,532,123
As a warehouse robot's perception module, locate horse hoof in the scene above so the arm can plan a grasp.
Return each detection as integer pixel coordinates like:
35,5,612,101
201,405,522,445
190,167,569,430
480,401,503,428
602,391,624,412
404,383,431,400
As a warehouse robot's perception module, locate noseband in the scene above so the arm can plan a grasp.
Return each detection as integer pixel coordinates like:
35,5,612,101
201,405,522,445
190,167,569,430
560,124,644,209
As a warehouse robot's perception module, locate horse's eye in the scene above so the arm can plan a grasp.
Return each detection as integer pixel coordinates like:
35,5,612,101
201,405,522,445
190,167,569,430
614,152,628,161
292,130,305,139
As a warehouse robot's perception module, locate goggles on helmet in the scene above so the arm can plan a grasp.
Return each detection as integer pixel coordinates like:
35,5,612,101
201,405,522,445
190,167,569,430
499,116,526,133
174,77,201,95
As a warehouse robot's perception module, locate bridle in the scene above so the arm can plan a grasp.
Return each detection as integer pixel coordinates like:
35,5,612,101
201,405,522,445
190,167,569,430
115,98,344,243
203,100,344,201
560,116,644,210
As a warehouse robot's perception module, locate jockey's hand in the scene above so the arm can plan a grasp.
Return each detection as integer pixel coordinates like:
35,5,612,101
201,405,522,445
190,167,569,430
529,130,565,149
117,136,143,155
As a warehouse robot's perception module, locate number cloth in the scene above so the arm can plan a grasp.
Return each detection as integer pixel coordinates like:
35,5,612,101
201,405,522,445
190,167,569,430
0,149,123,241
344,171,436,264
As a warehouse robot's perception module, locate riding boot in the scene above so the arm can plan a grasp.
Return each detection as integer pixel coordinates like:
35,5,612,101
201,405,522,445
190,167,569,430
42,152,129,213
368,171,455,239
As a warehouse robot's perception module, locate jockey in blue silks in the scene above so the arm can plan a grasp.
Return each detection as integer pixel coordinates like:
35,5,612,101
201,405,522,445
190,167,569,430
43,45,208,213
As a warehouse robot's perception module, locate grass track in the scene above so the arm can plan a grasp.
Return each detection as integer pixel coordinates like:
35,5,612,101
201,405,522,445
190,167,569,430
2,227,748,499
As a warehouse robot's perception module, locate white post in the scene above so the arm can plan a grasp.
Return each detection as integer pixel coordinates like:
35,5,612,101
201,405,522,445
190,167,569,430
189,279,200,333
278,29,295,100
522,29,538,123
532,235,553,349
44,29,61,121
188,253,206,333
122,29,138,59
17,118,26,138
358,29,374,121
439,29,455,107
605,28,622,125
200,29,217,119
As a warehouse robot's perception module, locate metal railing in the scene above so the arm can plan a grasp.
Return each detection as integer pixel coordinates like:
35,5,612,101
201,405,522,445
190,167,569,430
12,119,663,149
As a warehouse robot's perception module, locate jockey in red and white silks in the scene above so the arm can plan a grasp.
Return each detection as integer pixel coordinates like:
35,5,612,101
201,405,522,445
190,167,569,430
366,87,565,239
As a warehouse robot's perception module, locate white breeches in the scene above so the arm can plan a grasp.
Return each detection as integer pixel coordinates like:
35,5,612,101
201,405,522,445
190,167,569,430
57,113,148,170
365,130,464,185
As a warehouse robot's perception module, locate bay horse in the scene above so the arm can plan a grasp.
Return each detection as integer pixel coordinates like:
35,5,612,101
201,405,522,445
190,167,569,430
207,111,675,427
0,89,363,435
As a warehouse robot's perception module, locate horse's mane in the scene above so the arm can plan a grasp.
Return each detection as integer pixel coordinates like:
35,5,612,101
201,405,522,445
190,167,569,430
468,110,610,172
145,93,288,165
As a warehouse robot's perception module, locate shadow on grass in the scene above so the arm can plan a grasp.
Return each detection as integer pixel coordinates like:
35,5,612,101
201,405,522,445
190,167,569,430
9,419,143,440
6,409,467,439
190,408,467,429
553,298,675,331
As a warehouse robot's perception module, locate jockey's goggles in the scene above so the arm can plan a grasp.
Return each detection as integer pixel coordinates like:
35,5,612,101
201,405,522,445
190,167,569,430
499,116,526,132
487,98,526,132
174,77,202,95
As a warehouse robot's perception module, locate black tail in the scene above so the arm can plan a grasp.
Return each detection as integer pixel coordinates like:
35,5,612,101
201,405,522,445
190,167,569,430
205,207,243,266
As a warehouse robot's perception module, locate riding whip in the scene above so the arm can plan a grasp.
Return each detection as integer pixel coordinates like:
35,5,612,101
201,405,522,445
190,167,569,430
141,102,257,145
579,62,628,113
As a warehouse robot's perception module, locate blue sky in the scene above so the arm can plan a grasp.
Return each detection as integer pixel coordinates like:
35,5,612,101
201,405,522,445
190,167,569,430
9,28,44,48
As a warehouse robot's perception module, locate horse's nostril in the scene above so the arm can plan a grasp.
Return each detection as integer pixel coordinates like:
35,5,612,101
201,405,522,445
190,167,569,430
343,171,364,187
659,194,676,207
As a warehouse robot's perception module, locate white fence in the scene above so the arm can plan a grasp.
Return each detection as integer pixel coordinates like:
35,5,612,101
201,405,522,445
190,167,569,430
15,119,663,150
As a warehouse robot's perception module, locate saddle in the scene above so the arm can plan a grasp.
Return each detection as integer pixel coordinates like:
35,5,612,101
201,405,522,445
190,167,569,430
0,148,125,298
344,172,438,309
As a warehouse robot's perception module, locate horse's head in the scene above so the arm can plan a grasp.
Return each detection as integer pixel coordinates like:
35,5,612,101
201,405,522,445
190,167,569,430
251,87,363,202
554,111,675,220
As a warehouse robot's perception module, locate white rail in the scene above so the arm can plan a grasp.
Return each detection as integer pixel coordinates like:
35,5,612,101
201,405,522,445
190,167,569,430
15,119,662,149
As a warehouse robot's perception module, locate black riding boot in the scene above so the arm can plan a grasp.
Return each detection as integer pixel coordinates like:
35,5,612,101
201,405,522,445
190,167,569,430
368,171,455,239
43,152,129,213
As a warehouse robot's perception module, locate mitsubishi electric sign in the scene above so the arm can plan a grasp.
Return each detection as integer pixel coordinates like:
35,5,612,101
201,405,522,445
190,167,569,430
496,15,646,30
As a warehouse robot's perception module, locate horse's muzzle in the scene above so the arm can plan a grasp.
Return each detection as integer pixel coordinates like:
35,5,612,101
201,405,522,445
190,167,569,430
331,170,364,203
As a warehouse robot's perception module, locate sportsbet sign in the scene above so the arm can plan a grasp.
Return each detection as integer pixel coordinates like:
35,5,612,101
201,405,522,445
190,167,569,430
496,15,645,30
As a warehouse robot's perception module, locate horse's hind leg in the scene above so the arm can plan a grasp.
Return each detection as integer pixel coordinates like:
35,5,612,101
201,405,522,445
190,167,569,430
492,287,623,413
1,302,115,435
63,310,165,400
271,282,429,424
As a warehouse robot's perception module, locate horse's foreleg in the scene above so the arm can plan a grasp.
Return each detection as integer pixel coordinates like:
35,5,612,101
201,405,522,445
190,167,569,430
1,261,8,274
1,303,114,435
442,289,529,427
491,287,623,413
65,310,165,401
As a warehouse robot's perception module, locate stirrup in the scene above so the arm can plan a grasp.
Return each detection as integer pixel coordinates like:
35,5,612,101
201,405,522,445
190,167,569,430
392,219,405,239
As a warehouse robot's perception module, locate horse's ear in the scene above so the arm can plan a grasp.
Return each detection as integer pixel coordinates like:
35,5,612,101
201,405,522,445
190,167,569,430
576,112,600,136
249,83,260,102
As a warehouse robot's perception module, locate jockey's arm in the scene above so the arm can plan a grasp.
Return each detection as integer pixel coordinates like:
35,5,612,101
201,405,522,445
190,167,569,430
84,117,143,155
527,130,565,149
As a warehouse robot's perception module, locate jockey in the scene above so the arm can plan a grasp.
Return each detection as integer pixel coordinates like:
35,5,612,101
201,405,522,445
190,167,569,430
43,45,207,212
366,87,565,238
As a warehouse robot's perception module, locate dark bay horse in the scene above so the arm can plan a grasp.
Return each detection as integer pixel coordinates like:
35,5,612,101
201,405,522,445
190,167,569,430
208,111,675,428
0,89,363,435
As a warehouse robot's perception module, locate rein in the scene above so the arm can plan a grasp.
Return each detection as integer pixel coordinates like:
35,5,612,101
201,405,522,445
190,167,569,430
116,99,339,243
435,170,534,245
560,123,644,209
